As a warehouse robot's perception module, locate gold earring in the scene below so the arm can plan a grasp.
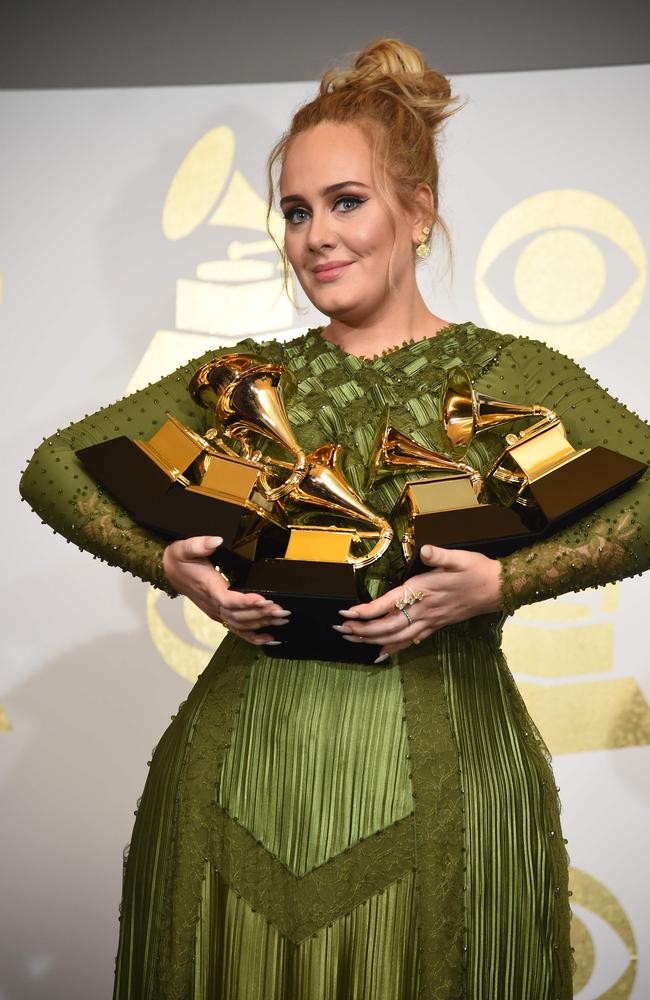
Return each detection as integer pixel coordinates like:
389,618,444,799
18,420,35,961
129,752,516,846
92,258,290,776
415,226,431,259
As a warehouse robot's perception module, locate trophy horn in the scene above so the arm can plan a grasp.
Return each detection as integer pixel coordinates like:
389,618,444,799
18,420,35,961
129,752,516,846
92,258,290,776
441,366,556,451
366,406,483,496
189,354,306,501
281,443,393,569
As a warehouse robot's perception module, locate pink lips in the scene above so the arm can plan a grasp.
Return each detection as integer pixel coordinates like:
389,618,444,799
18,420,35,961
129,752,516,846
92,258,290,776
312,261,353,282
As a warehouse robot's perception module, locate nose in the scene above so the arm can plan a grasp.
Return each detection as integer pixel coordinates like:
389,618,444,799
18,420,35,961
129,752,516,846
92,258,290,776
307,208,337,253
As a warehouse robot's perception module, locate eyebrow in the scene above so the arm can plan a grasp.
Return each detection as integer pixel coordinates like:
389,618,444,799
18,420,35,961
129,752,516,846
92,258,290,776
279,181,370,208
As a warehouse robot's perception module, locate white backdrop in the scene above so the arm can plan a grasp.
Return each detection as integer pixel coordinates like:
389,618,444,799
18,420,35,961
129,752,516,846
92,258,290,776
1,63,649,998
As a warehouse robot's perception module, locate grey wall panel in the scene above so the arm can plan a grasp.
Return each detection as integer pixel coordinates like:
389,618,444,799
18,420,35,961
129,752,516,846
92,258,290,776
1,0,649,90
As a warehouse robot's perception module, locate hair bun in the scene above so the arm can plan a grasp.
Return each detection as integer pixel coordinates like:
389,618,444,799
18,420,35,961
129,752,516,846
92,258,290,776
320,38,456,133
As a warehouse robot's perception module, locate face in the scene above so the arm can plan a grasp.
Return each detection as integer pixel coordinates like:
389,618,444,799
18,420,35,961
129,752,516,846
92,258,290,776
279,122,426,324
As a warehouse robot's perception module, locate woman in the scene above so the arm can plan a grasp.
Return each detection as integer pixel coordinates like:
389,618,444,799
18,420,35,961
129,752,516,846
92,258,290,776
20,38,650,1000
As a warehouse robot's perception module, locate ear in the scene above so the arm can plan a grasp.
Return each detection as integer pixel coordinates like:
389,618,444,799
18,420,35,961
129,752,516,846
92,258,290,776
409,183,435,241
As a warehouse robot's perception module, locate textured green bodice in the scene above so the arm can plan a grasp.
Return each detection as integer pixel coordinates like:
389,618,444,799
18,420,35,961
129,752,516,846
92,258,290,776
20,322,650,999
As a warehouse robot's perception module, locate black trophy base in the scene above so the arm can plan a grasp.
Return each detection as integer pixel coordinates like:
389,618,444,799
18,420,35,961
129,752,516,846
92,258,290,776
238,559,376,665
402,447,647,579
403,503,534,577
526,446,647,525
76,436,287,576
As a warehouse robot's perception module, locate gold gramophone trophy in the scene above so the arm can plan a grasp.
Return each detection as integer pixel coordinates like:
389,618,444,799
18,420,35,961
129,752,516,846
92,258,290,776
189,354,395,663
188,353,307,500
442,366,647,535
366,407,532,569
239,441,393,662
76,361,294,577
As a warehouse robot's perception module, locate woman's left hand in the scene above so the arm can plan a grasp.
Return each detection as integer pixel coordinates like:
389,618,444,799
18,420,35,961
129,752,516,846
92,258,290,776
334,544,503,663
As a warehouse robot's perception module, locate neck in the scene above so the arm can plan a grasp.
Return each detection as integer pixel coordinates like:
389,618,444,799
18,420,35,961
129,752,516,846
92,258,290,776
319,288,450,359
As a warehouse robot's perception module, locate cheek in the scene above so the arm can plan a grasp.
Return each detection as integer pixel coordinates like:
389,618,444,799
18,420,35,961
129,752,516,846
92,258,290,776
350,212,397,260
283,229,302,269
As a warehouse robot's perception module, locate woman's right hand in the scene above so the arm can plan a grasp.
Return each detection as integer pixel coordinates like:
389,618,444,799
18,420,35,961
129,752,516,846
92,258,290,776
162,536,290,646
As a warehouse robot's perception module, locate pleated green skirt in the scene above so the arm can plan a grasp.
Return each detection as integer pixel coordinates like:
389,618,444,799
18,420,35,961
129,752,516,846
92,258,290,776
113,617,573,1000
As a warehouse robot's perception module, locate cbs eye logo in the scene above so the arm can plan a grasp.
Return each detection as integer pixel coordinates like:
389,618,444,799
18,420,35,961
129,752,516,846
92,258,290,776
475,189,646,358
570,867,638,998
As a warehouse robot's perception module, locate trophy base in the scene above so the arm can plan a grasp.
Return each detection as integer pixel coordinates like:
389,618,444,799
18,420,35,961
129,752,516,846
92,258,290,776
76,437,287,576
239,559,377,665
525,446,647,525
403,503,534,577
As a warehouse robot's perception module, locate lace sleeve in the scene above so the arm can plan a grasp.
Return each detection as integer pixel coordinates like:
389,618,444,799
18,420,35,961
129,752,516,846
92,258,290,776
480,337,650,614
18,346,248,596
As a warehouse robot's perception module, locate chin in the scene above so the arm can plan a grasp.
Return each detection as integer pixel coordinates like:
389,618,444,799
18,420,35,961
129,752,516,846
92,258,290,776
306,283,368,317
304,289,352,316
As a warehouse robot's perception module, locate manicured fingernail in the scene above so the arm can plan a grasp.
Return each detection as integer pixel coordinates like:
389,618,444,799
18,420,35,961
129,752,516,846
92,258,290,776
253,599,273,607
339,609,360,618
208,536,223,546
266,641,282,646
374,653,390,664
421,545,433,560
272,619,290,626
332,624,351,633
271,609,291,617
342,634,364,643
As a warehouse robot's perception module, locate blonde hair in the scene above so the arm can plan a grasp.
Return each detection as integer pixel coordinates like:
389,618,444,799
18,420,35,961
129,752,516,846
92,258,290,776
266,38,465,292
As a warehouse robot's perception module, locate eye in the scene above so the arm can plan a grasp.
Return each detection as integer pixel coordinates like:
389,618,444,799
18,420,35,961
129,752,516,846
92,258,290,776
283,206,310,225
334,195,365,213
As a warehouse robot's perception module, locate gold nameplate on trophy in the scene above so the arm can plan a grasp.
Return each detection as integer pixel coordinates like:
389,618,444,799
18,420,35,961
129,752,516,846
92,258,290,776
284,527,355,563
134,414,206,482
499,420,579,480
191,452,262,504
404,475,481,513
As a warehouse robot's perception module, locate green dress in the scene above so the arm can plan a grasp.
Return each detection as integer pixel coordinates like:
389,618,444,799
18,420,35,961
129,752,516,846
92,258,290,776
19,322,650,1000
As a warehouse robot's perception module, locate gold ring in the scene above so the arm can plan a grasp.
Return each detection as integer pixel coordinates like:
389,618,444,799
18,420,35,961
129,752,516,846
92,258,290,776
413,638,421,645
400,607,414,626
397,585,425,610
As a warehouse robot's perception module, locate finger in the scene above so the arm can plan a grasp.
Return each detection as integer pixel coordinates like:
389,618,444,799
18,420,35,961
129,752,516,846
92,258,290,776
338,587,406,621
220,591,277,611
375,640,411,660
176,535,223,560
378,624,434,658
222,612,289,632
236,629,280,646
418,544,452,569
338,620,417,647
419,544,474,571
227,605,290,624
334,610,411,639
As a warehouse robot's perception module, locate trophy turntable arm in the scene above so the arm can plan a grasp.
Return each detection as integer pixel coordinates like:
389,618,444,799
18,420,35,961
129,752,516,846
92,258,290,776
474,337,650,614
19,346,245,597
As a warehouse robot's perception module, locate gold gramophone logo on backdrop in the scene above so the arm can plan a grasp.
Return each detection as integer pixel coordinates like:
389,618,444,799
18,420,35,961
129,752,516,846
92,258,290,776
136,124,299,680
477,188,650,755
128,125,295,393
